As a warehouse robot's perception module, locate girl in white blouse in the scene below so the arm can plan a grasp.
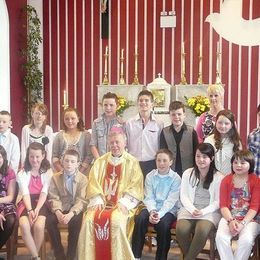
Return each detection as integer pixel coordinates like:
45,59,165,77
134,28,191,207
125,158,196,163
176,143,224,260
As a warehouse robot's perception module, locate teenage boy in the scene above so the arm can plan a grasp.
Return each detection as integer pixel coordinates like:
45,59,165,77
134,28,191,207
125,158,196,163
160,101,198,177
132,149,181,260
46,149,88,260
247,103,260,177
126,90,164,178
90,92,124,159
0,110,20,173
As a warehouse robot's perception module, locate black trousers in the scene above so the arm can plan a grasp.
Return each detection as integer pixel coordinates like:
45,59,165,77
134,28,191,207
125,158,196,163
0,213,16,249
132,209,176,260
139,160,156,179
46,211,83,260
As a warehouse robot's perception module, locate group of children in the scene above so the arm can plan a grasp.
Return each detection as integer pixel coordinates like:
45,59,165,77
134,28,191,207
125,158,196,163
0,88,259,260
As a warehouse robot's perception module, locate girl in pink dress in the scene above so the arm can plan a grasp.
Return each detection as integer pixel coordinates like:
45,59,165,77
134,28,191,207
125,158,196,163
0,145,16,249
17,142,52,260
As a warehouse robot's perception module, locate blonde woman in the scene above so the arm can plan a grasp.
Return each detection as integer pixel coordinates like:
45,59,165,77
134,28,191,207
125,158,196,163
196,84,224,143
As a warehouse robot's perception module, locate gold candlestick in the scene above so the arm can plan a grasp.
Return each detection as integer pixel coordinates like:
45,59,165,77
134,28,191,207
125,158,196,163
215,42,222,84
119,49,125,85
62,90,69,110
180,53,187,85
180,42,187,84
102,46,109,85
62,104,69,110
197,56,203,84
197,44,203,84
132,45,139,85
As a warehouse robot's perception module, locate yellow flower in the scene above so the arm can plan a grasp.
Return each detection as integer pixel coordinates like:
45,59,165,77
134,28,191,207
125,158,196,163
117,96,131,116
184,95,210,116
188,98,195,106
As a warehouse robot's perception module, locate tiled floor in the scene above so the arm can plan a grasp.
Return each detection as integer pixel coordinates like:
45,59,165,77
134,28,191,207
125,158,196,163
0,233,212,260
0,243,214,260
0,244,183,260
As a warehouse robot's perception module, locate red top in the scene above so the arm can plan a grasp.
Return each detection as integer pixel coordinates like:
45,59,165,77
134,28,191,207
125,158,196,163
220,174,259,212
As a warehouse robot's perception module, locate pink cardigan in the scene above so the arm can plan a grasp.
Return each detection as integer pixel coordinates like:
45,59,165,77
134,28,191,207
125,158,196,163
219,174,259,212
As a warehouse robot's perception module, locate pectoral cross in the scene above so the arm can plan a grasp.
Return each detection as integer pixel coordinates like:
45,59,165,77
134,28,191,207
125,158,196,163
110,166,117,180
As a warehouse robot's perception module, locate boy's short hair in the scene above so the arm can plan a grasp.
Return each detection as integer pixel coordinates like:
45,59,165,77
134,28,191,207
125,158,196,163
102,92,119,104
63,149,80,161
137,90,154,102
155,148,173,161
169,101,185,112
257,104,260,113
0,110,11,118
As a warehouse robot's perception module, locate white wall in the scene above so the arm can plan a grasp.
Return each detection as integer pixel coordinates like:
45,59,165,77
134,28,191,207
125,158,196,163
0,0,10,111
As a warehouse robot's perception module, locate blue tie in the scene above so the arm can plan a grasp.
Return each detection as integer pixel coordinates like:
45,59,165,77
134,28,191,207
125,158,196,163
66,175,74,195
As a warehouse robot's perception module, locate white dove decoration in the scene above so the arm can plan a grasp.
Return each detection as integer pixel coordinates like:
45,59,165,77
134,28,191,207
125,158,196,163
206,0,260,46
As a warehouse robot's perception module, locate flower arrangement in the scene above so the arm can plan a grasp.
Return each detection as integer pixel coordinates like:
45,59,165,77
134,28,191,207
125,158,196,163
184,95,210,117
117,96,131,116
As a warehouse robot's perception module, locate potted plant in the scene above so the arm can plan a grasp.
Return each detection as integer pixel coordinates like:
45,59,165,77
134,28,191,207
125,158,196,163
21,5,43,122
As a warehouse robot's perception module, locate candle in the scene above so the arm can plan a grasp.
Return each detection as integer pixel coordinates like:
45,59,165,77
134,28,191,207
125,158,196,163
217,41,220,53
216,41,220,72
182,42,185,54
121,49,124,59
199,44,202,57
182,57,185,74
199,57,202,74
120,59,124,75
105,46,108,55
216,54,219,73
104,57,107,73
63,90,68,106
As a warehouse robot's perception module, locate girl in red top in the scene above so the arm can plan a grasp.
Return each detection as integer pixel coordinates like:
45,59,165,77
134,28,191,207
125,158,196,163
216,150,260,260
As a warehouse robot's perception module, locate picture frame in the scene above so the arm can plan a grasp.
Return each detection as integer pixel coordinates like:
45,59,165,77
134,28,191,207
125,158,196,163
147,84,171,113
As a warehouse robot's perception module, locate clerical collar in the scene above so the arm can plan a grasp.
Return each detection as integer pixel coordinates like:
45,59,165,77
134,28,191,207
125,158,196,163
111,155,122,165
